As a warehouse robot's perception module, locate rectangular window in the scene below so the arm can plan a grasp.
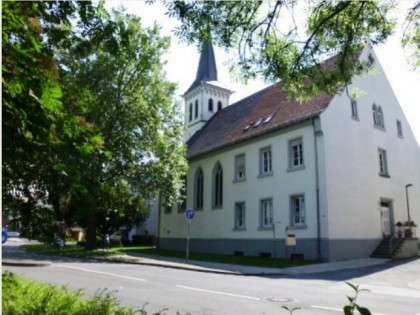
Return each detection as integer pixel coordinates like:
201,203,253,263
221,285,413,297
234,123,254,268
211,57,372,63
260,199,273,228
235,154,246,181
291,195,305,226
351,99,358,119
234,202,246,229
260,147,272,175
397,120,403,138
289,138,304,168
378,149,389,176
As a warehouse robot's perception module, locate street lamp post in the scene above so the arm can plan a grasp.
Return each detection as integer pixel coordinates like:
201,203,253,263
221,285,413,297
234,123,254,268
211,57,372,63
405,184,413,223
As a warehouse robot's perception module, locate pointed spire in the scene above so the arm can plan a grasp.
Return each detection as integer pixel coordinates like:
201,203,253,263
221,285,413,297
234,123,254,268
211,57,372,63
185,42,218,94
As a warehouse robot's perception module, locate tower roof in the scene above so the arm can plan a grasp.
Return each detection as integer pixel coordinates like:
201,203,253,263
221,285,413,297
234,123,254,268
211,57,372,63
184,42,218,94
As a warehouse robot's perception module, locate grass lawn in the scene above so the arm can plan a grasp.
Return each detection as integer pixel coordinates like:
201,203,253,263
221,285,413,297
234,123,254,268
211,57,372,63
23,243,321,268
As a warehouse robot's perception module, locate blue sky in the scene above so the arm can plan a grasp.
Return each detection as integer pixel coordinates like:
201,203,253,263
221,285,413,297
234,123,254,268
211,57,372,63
106,1,420,144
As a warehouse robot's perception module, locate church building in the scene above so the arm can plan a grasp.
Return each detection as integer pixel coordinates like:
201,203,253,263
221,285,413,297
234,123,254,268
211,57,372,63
158,43,420,261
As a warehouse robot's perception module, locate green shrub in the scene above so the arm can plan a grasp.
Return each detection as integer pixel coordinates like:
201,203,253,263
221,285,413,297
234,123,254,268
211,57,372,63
131,234,155,246
2,272,144,315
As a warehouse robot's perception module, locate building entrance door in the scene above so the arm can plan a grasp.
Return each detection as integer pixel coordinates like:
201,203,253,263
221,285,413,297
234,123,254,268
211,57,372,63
380,201,392,238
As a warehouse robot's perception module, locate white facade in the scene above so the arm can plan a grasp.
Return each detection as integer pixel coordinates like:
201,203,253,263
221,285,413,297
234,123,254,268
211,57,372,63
159,47,420,261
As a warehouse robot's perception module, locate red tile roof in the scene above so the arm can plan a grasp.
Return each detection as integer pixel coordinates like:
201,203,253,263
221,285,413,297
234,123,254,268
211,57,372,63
187,82,334,160
187,56,341,160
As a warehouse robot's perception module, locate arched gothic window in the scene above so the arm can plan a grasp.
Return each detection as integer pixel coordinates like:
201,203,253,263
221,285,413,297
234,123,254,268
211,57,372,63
189,103,193,121
194,168,204,210
195,100,199,119
208,98,213,112
217,101,222,112
213,162,223,208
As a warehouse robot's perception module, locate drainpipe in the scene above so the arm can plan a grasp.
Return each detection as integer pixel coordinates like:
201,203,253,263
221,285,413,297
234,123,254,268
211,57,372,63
156,194,162,249
312,118,322,260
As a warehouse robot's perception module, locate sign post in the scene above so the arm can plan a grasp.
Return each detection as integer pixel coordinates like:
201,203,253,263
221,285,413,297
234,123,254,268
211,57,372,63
185,208,195,263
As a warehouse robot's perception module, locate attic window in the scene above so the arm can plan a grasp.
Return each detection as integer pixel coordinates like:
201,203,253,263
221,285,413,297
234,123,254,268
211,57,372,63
244,124,252,132
253,119,262,128
263,114,274,124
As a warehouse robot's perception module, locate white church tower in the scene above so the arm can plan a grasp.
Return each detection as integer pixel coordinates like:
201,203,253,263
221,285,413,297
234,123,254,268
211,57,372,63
183,42,233,140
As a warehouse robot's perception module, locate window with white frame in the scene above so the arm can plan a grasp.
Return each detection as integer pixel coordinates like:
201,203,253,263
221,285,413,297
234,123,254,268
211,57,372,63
373,104,385,128
260,199,273,228
260,147,272,176
289,138,304,169
351,99,358,119
397,120,403,138
234,202,246,229
235,154,246,181
194,168,204,210
378,149,389,176
291,195,305,226
213,162,223,208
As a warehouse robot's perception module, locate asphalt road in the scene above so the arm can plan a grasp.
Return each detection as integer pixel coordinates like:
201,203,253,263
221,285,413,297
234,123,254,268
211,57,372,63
2,240,420,315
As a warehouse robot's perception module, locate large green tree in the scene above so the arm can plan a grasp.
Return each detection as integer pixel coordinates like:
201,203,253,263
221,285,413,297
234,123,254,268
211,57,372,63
58,9,187,248
2,2,187,247
161,0,419,101
2,1,107,239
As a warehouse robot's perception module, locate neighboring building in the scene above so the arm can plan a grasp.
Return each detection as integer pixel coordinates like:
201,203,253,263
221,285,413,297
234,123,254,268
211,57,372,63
159,44,420,261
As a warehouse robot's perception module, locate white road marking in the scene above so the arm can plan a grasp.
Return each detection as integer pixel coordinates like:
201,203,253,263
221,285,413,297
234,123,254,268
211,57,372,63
56,264,146,282
176,285,261,301
311,305,391,315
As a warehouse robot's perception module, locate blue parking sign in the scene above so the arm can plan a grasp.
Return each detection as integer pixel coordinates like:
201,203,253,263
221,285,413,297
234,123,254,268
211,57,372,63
185,208,195,220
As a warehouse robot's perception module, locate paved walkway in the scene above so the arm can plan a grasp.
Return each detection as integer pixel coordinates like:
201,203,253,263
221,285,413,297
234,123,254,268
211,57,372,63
2,238,404,276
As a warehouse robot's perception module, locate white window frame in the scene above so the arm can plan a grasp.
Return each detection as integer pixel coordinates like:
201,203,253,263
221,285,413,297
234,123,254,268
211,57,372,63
234,154,246,181
378,149,389,177
351,99,358,119
289,138,304,169
291,195,305,227
234,202,246,229
260,147,272,176
260,198,273,229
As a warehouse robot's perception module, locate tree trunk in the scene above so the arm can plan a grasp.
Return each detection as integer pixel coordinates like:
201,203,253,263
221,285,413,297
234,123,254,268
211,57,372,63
85,211,97,250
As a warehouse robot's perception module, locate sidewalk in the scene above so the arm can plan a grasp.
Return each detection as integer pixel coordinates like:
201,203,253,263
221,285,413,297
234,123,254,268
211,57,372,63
2,239,394,276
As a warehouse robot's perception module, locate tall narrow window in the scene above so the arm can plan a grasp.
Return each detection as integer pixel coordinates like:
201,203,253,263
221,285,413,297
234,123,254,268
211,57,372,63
377,106,384,128
213,163,223,208
195,100,199,119
260,147,272,176
189,103,193,121
378,149,389,177
208,98,213,112
260,199,273,228
194,168,204,210
234,202,246,229
373,104,385,129
397,120,403,138
351,99,358,119
178,176,187,213
235,154,246,181
372,104,378,126
217,101,222,111
289,138,304,169
291,195,305,226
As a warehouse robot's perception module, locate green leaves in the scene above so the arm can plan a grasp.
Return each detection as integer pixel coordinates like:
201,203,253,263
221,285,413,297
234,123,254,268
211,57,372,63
163,0,408,101
343,282,372,315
